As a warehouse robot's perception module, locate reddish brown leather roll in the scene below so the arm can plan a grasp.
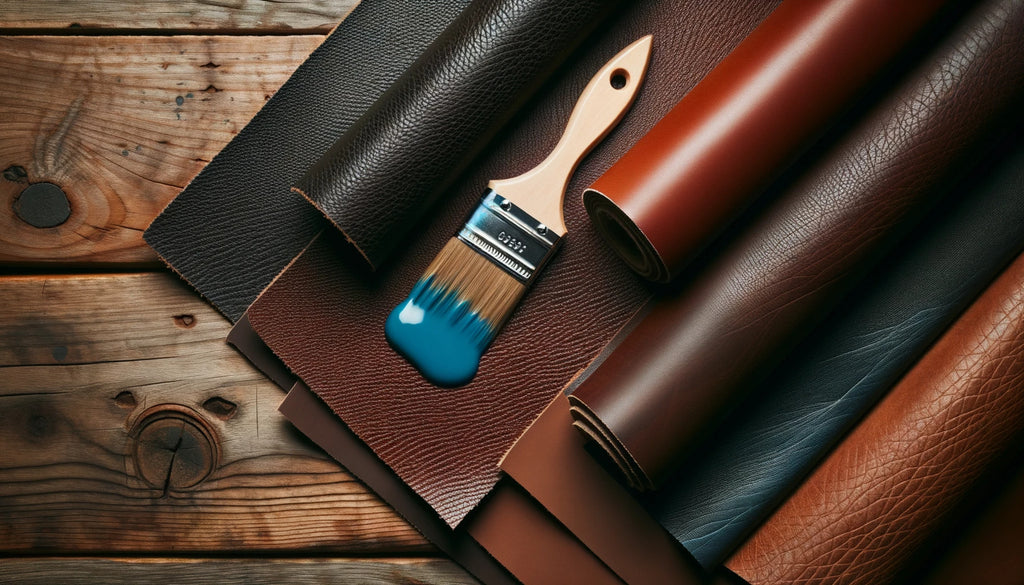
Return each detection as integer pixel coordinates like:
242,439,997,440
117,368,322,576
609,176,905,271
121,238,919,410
726,245,1024,585
568,0,1024,492
583,0,948,282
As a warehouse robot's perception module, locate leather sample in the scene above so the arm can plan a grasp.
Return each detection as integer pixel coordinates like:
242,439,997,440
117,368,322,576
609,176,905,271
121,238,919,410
144,0,472,321
913,448,1024,585
297,0,621,270
232,318,629,585
226,314,296,391
645,130,1024,567
246,0,783,529
279,382,626,585
727,239,1024,585
500,393,706,585
567,0,1024,492
583,0,948,282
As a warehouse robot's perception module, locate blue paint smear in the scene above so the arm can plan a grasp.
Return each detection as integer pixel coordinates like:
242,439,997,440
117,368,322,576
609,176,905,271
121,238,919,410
385,277,496,387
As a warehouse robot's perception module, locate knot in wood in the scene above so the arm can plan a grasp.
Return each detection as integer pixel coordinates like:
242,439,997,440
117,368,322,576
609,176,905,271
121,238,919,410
14,182,71,228
131,407,218,492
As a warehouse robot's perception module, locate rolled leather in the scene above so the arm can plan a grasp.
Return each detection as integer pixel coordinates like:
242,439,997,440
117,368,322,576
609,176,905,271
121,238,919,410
568,0,1024,492
646,130,1024,567
727,236,1024,585
144,0,472,321
245,0,783,529
296,0,622,270
583,0,948,282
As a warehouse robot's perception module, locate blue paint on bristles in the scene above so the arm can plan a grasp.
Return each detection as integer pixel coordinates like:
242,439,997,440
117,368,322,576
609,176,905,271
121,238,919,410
385,237,525,387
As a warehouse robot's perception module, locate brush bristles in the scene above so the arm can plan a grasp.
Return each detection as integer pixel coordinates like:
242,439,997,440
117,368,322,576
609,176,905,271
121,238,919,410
423,238,526,327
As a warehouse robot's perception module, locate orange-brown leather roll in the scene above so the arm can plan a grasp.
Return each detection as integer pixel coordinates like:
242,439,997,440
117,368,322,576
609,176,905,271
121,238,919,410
583,0,948,282
727,246,1024,585
569,0,1024,492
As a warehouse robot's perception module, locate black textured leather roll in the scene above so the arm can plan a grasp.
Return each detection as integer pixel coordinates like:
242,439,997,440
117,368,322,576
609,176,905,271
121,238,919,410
644,132,1024,568
296,0,621,270
143,1,472,322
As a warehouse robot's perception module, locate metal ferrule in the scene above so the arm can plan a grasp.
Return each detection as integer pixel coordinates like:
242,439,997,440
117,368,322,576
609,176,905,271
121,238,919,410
457,189,562,285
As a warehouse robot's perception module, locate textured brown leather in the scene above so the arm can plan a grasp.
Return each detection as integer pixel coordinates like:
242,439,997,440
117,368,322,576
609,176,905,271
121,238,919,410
567,0,1024,491
915,450,1024,585
279,382,625,585
727,245,1024,585
500,393,704,585
297,0,621,270
584,0,949,282
246,0,782,529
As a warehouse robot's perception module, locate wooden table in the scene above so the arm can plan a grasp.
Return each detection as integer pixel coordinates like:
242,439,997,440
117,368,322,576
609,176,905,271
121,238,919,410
0,2,477,582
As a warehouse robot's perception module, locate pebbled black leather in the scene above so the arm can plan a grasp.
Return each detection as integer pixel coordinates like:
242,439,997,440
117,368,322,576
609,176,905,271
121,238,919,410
144,0,472,322
297,0,622,270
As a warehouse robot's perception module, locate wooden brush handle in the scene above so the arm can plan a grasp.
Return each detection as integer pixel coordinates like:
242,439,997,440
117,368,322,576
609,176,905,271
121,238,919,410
488,35,653,235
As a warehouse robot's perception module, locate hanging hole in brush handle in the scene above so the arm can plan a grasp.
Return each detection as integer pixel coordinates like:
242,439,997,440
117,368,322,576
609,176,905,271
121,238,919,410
487,35,654,236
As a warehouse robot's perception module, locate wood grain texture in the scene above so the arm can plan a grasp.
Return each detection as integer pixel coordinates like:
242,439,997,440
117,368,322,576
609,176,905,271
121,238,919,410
0,272,430,554
0,35,321,265
0,0,358,32
0,558,476,585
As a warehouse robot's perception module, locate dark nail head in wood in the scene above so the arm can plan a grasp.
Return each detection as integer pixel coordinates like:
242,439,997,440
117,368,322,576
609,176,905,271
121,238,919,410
15,182,71,228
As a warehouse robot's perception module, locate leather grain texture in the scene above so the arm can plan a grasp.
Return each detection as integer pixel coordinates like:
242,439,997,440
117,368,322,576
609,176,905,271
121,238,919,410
645,132,1024,567
727,232,1024,585
298,0,621,270
584,0,948,282
246,0,783,529
279,382,625,585
143,0,471,321
567,0,1024,491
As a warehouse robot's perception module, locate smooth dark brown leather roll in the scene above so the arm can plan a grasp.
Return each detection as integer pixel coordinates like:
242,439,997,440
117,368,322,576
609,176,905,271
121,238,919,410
246,0,782,529
568,0,1024,492
144,0,471,321
726,245,1024,585
296,0,621,270
583,0,949,282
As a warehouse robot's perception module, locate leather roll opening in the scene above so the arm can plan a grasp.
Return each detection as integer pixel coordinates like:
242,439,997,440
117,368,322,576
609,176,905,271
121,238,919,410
584,187,670,283
568,394,654,492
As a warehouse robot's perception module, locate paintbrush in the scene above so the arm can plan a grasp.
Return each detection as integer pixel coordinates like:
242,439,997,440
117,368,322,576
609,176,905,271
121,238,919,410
385,35,653,387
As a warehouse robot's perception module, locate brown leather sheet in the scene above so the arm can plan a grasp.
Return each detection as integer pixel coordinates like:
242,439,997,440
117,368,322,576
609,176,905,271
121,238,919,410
567,0,1024,491
584,0,948,282
279,382,624,585
500,393,704,585
727,243,1024,585
246,0,782,529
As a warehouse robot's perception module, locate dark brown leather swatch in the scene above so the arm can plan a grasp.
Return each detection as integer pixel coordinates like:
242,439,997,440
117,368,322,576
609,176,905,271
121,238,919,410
246,0,783,529
143,1,472,321
727,244,1024,585
567,0,1024,491
584,0,948,282
297,0,621,270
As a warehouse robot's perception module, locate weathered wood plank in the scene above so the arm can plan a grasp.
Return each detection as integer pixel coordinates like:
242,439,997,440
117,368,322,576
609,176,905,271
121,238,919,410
0,35,321,265
0,558,477,585
0,0,357,32
0,272,430,553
